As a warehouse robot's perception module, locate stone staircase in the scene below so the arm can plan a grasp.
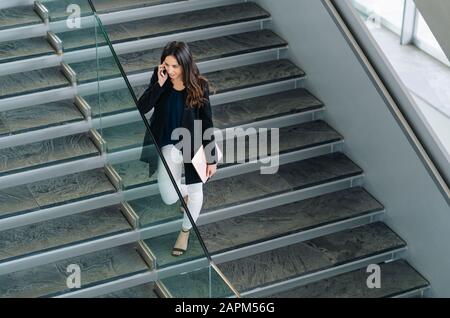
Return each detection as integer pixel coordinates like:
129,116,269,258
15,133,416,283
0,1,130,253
0,0,429,298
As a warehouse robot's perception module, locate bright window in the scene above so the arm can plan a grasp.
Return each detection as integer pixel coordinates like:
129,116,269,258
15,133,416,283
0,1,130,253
415,12,449,65
352,0,405,35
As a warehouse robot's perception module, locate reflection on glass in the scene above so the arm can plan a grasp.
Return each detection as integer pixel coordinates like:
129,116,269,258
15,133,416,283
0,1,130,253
352,0,405,34
157,264,237,298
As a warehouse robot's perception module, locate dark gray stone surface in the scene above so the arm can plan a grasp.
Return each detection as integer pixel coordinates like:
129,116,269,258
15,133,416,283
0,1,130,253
207,59,305,93
57,2,270,51
26,168,116,208
0,244,148,298
0,133,99,176
0,6,42,30
0,205,132,263
0,185,39,219
0,67,69,99
199,187,384,254
218,121,341,168
0,37,54,64
213,88,322,129
269,260,429,298
0,99,84,135
217,222,406,292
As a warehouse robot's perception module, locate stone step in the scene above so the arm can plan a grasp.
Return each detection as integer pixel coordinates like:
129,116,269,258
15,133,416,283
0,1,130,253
0,168,116,220
0,5,43,31
0,244,149,298
0,37,54,65
0,66,70,100
158,222,406,297
142,152,363,267
0,205,132,264
0,132,100,176
57,2,270,52
268,260,429,298
199,187,384,255
45,0,184,22
0,99,85,137
70,29,288,84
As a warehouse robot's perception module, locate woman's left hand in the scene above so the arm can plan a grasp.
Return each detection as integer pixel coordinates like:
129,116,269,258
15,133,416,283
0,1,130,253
206,164,217,180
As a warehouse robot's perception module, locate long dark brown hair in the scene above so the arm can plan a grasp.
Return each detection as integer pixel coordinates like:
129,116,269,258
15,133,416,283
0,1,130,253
160,41,216,109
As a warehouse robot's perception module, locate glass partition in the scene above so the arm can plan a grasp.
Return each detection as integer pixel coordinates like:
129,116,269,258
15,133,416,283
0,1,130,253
39,0,239,298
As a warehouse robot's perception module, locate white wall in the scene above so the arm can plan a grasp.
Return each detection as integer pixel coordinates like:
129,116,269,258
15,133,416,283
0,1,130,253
253,0,450,296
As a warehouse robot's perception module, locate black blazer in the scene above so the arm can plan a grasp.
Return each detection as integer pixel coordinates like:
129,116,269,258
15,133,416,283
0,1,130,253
137,66,217,166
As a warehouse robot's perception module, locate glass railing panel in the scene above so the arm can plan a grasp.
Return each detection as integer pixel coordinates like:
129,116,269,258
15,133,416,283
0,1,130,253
79,1,240,297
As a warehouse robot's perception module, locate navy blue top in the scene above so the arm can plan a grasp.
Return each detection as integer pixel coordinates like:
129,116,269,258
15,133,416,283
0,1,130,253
159,87,186,148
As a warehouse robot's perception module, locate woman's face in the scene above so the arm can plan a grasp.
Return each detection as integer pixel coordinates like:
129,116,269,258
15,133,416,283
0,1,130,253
163,55,183,82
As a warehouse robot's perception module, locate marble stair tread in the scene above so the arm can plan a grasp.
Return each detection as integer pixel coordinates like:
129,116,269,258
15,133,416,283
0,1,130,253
133,151,361,227
0,133,100,176
114,120,340,192
214,88,323,130
0,185,40,219
269,260,429,298
218,120,342,169
70,29,288,84
83,85,147,118
201,152,363,214
0,67,70,100
0,244,149,298
98,283,159,298
57,2,270,52
215,222,406,293
205,59,305,93
199,187,384,254
142,152,364,267
0,99,85,136
45,0,184,21
0,205,132,263
0,168,116,219
0,5,43,31
0,37,55,64
158,222,405,297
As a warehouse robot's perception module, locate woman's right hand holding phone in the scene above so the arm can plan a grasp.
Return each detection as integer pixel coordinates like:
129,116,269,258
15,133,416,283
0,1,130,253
157,64,168,87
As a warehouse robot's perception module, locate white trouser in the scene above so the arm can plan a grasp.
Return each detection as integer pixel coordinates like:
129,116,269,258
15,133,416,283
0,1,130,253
157,144,203,230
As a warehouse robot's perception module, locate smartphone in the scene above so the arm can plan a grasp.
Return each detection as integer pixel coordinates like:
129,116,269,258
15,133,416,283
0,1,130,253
161,66,167,76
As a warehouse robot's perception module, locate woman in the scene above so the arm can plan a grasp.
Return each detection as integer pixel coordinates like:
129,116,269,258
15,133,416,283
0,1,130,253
137,41,218,257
